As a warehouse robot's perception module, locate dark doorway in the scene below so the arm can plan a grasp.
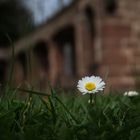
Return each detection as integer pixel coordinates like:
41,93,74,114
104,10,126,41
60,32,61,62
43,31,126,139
53,25,76,77
33,41,49,71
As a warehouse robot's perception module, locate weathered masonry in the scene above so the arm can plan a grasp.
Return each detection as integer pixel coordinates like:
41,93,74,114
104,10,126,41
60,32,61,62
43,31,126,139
1,0,140,92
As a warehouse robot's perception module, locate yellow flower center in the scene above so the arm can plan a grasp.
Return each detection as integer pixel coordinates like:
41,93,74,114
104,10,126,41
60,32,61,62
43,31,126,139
85,82,96,91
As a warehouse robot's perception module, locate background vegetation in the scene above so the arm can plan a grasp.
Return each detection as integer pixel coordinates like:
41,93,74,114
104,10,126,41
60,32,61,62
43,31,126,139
0,0,33,47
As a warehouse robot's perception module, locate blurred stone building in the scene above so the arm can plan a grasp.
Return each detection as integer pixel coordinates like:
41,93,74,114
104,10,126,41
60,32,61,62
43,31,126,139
1,0,140,91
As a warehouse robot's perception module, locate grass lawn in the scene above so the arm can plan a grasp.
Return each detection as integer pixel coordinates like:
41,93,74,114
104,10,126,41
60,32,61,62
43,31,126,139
0,86,140,140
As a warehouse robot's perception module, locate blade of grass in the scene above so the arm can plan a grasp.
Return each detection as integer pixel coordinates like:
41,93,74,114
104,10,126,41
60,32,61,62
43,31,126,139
17,88,50,96
5,35,15,94
48,96,57,124
55,96,79,124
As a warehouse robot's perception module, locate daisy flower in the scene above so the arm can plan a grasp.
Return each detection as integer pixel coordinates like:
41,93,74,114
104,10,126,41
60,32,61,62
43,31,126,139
124,91,139,96
77,76,105,95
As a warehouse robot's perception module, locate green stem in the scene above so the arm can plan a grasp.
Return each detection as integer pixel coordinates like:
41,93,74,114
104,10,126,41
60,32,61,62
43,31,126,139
89,94,93,104
89,93,97,104
94,93,96,104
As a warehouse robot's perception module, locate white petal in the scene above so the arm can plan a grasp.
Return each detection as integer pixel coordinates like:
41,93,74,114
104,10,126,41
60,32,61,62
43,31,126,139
77,75,105,94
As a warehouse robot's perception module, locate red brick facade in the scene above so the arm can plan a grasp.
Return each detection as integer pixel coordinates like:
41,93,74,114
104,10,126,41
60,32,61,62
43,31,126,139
1,0,140,92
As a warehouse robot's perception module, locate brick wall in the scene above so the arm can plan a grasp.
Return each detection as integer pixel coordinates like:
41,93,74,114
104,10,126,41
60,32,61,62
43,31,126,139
5,0,140,92
99,0,140,91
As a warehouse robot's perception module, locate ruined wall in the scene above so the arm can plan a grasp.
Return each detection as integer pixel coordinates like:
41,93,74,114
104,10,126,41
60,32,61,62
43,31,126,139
99,0,140,90
3,0,140,92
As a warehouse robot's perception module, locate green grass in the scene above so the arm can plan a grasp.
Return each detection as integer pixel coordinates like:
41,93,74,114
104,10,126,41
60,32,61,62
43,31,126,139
0,86,140,140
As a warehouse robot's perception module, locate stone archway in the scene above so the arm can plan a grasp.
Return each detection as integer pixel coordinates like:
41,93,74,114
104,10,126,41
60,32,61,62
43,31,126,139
50,25,76,86
14,52,27,86
33,40,49,90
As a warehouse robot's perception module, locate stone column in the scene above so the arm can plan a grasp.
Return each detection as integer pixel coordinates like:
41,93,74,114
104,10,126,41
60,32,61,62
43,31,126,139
74,13,93,77
28,47,38,87
93,0,103,64
48,40,61,86
13,59,25,86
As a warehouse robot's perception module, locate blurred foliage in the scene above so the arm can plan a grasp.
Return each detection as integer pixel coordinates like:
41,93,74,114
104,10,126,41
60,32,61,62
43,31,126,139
0,87,140,140
0,0,33,47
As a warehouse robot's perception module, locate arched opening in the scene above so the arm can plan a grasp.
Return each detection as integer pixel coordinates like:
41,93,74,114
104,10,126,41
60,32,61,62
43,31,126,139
104,0,117,15
17,52,27,78
0,59,7,83
85,6,95,37
33,41,49,71
84,6,99,74
33,41,49,90
53,25,76,77
13,52,27,86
